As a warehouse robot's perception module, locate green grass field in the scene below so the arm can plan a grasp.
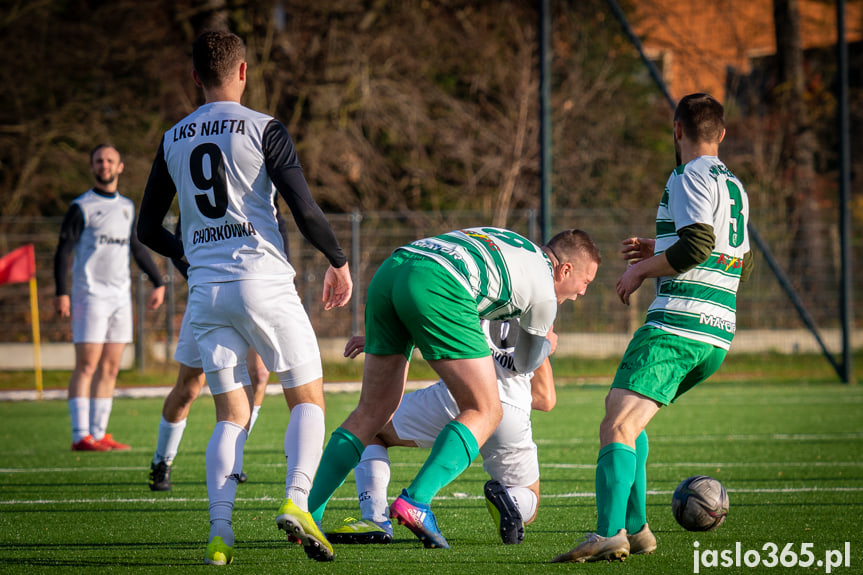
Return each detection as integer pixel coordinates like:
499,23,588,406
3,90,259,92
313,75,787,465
1,365,862,573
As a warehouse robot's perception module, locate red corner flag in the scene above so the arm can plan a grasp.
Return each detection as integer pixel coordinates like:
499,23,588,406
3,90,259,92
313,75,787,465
0,244,36,285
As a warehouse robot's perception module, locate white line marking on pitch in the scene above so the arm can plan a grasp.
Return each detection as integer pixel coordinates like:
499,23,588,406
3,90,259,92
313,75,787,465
542,461,863,470
536,432,863,444
2,486,862,506
2,459,862,474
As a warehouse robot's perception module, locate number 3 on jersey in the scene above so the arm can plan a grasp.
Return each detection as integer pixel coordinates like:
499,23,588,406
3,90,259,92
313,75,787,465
726,180,745,248
190,143,228,219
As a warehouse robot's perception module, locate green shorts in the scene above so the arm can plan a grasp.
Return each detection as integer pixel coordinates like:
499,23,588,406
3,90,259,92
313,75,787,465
364,251,491,361
611,325,727,405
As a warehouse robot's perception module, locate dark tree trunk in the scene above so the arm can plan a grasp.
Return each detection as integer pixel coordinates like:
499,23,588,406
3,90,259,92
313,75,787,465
773,0,826,313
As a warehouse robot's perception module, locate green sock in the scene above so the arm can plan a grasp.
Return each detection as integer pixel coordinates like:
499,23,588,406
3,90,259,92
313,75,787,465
308,427,364,522
406,420,479,504
595,442,637,537
625,430,649,534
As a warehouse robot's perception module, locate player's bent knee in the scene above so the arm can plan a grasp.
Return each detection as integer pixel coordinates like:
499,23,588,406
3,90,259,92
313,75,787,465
277,360,322,389
600,417,641,445
207,365,252,396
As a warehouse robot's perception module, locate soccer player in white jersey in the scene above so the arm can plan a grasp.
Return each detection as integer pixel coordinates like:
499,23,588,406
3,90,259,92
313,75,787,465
136,31,352,565
306,228,600,559
552,93,754,564
326,318,557,547
54,144,165,452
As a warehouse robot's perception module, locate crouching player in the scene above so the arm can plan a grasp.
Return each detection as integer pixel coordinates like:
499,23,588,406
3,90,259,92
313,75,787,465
327,318,556,545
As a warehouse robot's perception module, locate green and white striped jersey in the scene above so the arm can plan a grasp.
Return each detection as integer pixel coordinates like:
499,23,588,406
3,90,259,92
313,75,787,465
648,156,750,350
397,227,557,338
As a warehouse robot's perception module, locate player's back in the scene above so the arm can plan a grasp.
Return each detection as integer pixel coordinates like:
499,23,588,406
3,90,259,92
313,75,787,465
398,227,557,336
161,101,292,287
650,156,751,349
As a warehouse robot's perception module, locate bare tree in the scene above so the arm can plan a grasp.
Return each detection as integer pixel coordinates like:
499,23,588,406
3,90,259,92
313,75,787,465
773,0,827,306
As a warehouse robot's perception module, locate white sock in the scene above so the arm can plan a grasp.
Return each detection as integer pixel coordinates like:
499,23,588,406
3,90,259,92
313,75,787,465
283,403,325,511
248,405,261,434
68,397,89,443
355,445,391,523
89,397,113,440
154,416,187,464
507,486,538,523
209,518,234,547
206,421,247,547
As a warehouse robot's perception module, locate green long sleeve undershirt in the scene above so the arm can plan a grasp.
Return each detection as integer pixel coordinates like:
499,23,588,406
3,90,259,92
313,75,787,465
664,223,753,281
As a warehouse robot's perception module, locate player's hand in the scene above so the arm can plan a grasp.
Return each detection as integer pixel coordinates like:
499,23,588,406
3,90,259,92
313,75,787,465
322,263,353,310
545,325,558,356
148,285,166,310
620,237,655,264
54,295,70,318
344,335,366,359
616,263,646,305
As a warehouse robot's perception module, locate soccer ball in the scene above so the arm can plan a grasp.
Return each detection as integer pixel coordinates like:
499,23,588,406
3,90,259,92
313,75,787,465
671,475,729,531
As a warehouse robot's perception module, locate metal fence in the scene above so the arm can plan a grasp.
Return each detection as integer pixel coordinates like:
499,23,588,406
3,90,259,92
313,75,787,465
0,207,859,365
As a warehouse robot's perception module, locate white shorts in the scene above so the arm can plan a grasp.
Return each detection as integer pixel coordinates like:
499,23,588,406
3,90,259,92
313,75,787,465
173,307,202,369
392,380,540,488
71,294,133,344
187,278,322,394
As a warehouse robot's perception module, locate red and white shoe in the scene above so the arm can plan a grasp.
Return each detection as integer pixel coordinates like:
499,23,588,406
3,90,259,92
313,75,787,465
95,433,130,451
71,434,111,452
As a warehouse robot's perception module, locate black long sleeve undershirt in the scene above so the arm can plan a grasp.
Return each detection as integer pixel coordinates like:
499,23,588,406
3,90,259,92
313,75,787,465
263,120,347,268
138,141,185,260
53,204,84,296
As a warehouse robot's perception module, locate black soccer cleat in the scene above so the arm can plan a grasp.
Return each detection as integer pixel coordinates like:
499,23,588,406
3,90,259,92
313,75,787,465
149,460,172,492
484,479,524,544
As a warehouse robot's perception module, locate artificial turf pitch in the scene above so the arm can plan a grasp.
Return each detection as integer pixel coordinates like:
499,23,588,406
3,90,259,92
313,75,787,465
0,381,861,574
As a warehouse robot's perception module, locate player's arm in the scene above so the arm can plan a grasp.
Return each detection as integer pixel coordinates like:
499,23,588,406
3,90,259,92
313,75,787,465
512,301,557,374
130,224,164,288
263,120,352,309
264,120,346,267
344,335,366,359
53,203,83,317
137,140,184,260
512,327,551,375
529,357,555,412
740,250,754,282
620,237,655,264
129,223,165,309
616,223,714,305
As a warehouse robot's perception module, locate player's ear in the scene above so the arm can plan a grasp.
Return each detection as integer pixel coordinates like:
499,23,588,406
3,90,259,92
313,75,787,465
554,261,570,281
192,69,203,88
238,61,247,82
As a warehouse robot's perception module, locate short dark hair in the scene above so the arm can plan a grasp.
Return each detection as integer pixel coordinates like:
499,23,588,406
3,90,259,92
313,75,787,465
89,144,120,163
674,93,725,144
545,229,602,266
192,30,245,88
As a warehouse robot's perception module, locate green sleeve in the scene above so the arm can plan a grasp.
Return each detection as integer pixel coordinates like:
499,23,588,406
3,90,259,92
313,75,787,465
740,250,754,282
665,223,715,273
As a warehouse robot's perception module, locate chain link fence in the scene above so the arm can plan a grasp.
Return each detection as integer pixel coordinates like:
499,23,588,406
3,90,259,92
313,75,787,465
0,207,859,366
